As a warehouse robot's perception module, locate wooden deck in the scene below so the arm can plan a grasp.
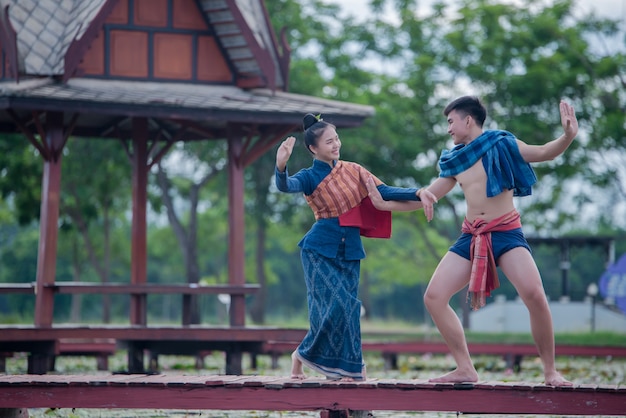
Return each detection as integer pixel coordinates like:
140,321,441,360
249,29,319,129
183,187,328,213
0,374,624,416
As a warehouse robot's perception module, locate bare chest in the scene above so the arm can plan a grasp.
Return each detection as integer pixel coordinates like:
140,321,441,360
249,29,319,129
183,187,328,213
456,160,486,191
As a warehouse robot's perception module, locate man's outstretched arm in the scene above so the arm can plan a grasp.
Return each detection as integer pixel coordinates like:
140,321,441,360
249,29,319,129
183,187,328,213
519,100,579,163
366,177,455,222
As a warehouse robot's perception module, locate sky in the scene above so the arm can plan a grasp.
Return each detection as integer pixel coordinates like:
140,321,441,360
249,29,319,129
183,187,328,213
328,0,622,22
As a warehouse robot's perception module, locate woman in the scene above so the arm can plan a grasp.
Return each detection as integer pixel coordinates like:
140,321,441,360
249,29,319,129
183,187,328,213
275,113,434,381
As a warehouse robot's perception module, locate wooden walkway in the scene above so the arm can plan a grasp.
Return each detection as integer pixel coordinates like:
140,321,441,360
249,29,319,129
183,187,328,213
0,374,624,416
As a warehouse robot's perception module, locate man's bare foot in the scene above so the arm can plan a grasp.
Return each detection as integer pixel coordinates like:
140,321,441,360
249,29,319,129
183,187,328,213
338,377,355,382
290,351,306,379
429,369,478,383
544,371,573,387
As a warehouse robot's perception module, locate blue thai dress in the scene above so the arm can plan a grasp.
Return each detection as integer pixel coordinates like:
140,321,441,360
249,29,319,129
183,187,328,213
275,158,420,380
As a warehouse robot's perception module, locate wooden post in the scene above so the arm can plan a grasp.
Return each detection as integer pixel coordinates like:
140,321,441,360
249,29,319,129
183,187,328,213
227,135,246,325
226,134,245,374
34,112,65,329
0,408,29,418
130,117,149,326
128,118,149,373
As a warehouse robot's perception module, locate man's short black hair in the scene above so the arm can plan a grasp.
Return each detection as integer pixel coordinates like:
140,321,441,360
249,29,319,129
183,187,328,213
444,96,487,127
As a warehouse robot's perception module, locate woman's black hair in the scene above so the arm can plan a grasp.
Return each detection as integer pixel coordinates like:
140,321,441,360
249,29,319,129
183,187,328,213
302,113,335,154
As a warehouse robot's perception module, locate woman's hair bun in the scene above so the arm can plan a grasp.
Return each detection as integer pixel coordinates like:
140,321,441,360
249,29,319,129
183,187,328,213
303,113,322,130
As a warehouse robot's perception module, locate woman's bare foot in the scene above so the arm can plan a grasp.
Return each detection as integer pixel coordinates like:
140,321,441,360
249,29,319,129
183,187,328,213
290,351,306,379
544,371,573,387
429,368,479,383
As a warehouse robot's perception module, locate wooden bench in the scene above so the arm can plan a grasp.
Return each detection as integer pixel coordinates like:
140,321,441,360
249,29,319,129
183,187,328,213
0,339,117,373
260,340,626,372
42,281,260,325
361,341,626,371
0,282,275,374
0,283,36,294
55,339,117,371
43,282,260,296
0,326,307,375
0,281,260,324
0,374,624,417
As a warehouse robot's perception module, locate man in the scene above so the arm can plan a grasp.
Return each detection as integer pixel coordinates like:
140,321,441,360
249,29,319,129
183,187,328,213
367,96,577,386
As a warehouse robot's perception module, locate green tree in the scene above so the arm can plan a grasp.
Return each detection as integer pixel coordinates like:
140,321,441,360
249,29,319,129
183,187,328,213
263,0,625,322
59,138,132,322
151,141,227,324
432,0,626,233
0,135,42,225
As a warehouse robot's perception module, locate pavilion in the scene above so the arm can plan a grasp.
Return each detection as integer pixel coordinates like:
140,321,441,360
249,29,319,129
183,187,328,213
0,0,373,373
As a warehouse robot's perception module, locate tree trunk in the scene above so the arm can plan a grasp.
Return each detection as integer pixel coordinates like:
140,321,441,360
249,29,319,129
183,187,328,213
249,218,267,324
70,237,82,322
102,205,111,323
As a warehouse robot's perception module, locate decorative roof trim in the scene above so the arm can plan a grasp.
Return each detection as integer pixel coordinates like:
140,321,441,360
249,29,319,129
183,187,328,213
227,1,276,90
63,0,121,83
0,5,18,80
258,0,289,91
277,26,291,90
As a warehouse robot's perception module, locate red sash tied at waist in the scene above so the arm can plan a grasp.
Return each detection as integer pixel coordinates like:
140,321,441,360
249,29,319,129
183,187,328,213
462,210,522,310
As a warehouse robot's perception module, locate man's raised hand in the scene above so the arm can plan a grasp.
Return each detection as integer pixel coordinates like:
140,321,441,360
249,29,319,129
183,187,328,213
559,100,578,141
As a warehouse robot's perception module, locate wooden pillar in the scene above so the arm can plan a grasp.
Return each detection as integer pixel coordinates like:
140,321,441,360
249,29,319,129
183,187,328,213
128,118,149,374
0,408,29,418
130,117,148,325
226,135,245,375
34,112,65,328
227,135,246,325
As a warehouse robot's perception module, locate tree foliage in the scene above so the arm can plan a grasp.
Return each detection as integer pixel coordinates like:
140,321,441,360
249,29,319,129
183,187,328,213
1,0,625,324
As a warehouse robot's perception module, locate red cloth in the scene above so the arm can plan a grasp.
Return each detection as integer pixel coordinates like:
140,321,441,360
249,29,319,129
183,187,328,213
462,210,522,310
305,161,384,220
339,196,392,238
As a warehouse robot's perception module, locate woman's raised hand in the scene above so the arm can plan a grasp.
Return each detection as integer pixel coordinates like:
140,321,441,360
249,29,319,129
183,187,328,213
276,136,296,172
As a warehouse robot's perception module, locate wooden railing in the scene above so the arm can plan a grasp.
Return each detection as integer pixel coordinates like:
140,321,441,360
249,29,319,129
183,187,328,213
0,281,309,375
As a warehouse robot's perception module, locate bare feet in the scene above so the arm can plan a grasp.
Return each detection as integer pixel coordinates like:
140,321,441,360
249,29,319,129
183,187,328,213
429,368,479,383
290,351,306,380
544,371,573,387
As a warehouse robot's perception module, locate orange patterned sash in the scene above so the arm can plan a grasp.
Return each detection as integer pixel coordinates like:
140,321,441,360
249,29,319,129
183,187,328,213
305,161,391,238
305,161,382,219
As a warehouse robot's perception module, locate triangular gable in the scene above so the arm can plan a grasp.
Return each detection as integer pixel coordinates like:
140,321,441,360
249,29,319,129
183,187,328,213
72,0,233,84
0,0,287,90
0,0,108,76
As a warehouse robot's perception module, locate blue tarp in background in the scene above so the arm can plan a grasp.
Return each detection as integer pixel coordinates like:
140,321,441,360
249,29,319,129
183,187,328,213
599,253,626,315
